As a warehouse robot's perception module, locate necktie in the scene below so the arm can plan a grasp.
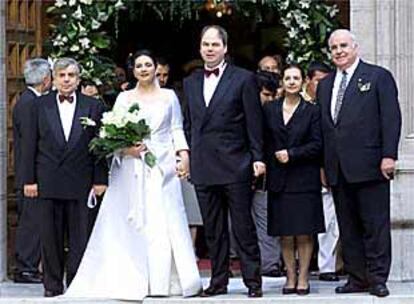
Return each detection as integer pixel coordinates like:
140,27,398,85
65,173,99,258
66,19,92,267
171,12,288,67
59,94,74,103
204,68,219,78
333,71,347,124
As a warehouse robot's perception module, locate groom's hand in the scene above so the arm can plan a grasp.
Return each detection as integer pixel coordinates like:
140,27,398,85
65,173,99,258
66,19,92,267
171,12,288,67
24,184,38,198
253,161,266,177
93,184,107,196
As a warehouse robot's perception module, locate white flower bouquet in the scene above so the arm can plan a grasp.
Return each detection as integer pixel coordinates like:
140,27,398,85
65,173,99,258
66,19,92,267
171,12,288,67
82,103,156,167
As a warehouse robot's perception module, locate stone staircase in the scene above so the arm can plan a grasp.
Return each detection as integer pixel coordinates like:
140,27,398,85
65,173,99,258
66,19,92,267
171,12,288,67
1,278,414,304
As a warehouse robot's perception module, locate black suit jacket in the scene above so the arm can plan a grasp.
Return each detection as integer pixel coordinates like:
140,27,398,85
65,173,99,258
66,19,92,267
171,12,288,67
263,99,322,193
13,88,37,189
183,64,264,185
317,60,402,185
21,91,108,200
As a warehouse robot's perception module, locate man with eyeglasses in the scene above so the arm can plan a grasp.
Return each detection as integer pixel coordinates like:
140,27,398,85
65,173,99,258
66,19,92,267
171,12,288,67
317,29,401,298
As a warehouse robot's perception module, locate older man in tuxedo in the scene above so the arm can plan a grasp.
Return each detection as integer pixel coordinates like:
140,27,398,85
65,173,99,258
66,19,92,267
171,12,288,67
317,29,401,297
21,58,108,297
183,25,265,298
12,58,51,283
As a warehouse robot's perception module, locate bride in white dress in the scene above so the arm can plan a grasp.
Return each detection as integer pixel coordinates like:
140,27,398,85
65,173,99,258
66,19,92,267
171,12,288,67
64,50,202,300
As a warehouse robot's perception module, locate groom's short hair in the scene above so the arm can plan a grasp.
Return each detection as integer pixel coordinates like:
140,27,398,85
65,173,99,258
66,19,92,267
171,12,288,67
201,25,228,47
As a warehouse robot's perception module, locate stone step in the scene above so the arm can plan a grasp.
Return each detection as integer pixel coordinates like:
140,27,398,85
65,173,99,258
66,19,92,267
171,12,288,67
1,278,413,304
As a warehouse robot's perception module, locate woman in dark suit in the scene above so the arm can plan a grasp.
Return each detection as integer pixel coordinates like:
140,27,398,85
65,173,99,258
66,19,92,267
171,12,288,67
263,64,325,295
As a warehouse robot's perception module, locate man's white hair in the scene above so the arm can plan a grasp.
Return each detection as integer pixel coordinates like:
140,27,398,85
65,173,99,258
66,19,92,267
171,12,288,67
328,29,358,47
24,58,51,86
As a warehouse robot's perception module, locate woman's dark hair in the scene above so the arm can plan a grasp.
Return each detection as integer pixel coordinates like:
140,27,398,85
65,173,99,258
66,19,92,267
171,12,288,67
282,63,305,80
132,49,158,67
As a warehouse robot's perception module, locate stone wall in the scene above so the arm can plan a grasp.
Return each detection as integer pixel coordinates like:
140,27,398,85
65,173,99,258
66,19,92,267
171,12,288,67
351,0,414,281
0,0,9,281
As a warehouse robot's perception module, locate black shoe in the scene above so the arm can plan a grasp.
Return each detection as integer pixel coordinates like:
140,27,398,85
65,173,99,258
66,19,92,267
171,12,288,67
369,283,389,297
14,272,42,284
335,281,369,294
200,285,228,297
319,272,340,281
262,269,283,277
44,290,62,297
282,286,297,295
248,287,263,298
296,285,310,296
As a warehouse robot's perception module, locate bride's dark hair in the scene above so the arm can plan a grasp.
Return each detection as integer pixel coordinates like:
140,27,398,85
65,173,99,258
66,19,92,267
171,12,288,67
132,49,158,67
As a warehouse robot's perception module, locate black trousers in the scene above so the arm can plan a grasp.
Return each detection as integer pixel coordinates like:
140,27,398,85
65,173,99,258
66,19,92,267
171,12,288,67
332,170,391,286
14,191,41,274
38,198,90,293
195,182,261,289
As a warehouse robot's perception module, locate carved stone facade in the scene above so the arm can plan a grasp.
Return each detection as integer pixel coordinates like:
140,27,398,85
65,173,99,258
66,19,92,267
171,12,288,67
0,0,8,281
351,0,414,281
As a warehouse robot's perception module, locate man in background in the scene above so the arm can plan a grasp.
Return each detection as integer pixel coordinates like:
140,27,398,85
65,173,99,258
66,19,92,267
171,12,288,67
12,58,51,283
304,62,340,282
80,80,100,99
251,70,283,278
257,55,282,75
156,57,171,88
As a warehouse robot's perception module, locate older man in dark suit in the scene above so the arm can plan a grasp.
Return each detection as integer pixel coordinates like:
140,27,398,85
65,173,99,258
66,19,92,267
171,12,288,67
21,58,108,297
12,58,51,283
317,29,401,297
183,25,265,298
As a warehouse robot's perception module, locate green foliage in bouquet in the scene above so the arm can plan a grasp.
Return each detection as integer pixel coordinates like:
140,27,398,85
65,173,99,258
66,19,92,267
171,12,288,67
86,103,156,168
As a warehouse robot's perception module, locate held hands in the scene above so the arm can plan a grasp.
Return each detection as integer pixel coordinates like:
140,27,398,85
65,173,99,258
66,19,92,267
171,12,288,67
24,184,38,198
176,152,190,179
122,143,147,158
253,161,266,177
275,149,289,164
93,184,107,196
381,157,396,180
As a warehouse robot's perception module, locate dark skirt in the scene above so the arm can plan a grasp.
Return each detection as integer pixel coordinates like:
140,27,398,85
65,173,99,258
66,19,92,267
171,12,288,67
267,191,325,236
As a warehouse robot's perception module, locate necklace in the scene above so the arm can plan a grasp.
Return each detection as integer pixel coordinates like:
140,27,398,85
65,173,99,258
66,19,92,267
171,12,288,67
282,97,300,125
283,98,300,114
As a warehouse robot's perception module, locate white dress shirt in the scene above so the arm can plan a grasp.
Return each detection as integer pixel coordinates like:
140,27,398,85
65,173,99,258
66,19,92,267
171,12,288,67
203,60,227,107
330,58,360,119
57,93,77,141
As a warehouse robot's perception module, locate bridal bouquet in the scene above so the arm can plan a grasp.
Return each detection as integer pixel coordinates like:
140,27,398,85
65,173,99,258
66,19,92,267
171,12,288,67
81,103,156,168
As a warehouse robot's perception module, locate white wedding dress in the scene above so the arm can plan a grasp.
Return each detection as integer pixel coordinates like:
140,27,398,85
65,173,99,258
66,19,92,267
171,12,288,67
64,88,202,300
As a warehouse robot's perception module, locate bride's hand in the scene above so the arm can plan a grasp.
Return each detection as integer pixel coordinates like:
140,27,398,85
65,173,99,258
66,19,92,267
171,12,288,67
123,143,147,158
176,152,190,179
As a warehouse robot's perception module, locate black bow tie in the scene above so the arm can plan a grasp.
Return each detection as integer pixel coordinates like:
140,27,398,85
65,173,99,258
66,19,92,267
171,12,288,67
204,68,220,78
58,95,74,103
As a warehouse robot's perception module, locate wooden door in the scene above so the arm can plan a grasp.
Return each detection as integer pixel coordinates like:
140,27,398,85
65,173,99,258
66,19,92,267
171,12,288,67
5,0,43,273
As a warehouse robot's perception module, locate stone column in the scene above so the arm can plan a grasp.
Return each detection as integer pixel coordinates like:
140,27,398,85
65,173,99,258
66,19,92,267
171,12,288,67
0,0,8,281
350,0,414,281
